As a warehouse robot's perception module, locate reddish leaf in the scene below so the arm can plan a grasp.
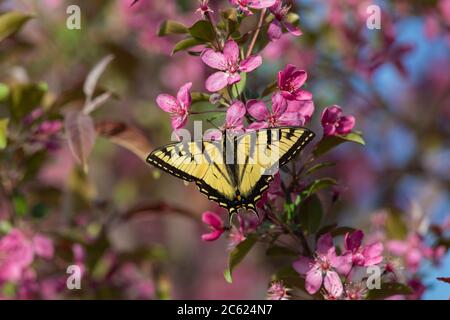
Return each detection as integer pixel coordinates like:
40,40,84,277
95,120,152,161
64,110,96,172
437,277,450,284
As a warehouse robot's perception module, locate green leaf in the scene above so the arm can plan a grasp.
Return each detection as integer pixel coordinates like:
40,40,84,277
0,11,33,42
221,8,238,22
299,195,323,234
8,83,47,120
266,245,298,257
305,162,335,175
188,20,215,42
305,178,337,197
191,92,211,103
313,132,365,158
172,37,205,55
221,8,239,36
31,203,49,219
0,83,10,101
224,235,257,283
232,72,246,99
366,282,412,300
158,20,188,36
13,193,27,216
273,265,305,289
0,118,9,150
386,209,408,240
0,220,12,234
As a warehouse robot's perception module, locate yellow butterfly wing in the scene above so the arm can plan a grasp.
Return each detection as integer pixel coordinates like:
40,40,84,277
235,127,315,210
146,140,239,212
147,127,315,216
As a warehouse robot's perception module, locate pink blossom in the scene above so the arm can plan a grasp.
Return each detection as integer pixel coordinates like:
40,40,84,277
230,0,276,15
156,82,192,130
407,278,426,300
201,211,225,241
267,280,290,300
202,40,262,92
439,0,450,25
35,120,62,136
204,100,247,140
293,233,352,297
268,0,302,41
0,229,34,283
387,233,431,273
286,99,315,125
223,100,246,133
228,214,260,248
247,92,303,129
32,234,54,259
277,64,312,101
321,105,355,136
196,0,213,17
344,230,384,267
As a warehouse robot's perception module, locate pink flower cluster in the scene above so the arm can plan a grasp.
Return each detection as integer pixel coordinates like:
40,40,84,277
293,231,383,299
0,229,54,284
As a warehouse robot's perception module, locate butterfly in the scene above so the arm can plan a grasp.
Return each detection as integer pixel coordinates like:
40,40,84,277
146,127,315,219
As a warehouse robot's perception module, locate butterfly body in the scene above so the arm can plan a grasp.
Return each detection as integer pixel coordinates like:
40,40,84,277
147,127,315,216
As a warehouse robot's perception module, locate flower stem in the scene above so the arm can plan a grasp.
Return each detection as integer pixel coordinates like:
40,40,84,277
246,8,267,58
205,11,222,50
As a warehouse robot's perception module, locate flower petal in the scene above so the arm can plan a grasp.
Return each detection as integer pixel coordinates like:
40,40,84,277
321,105,342,125
305,265,323,294
247,99,269,121
202,211,223,230
362,242,384,266
223,40,239,64
201,49,227,70
205,72,229,92
387,240,408,256
289,69,308,88
284,22,302,36
287,100,314,122
278,111,302,126
292,89,313,101
324,271,343,297
344,230,364,252
268,20,283,41
171,114,187,130
227,73,241,85
202,230,223,241
239,55,262,72
293,256,314,275
250,0,277,9
156,94,178,113
247,121,268,130
177,82,192,109
330,252,353,275
271,92,287,115
226,101,246,126
317,233,334,255
336,115,355,135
